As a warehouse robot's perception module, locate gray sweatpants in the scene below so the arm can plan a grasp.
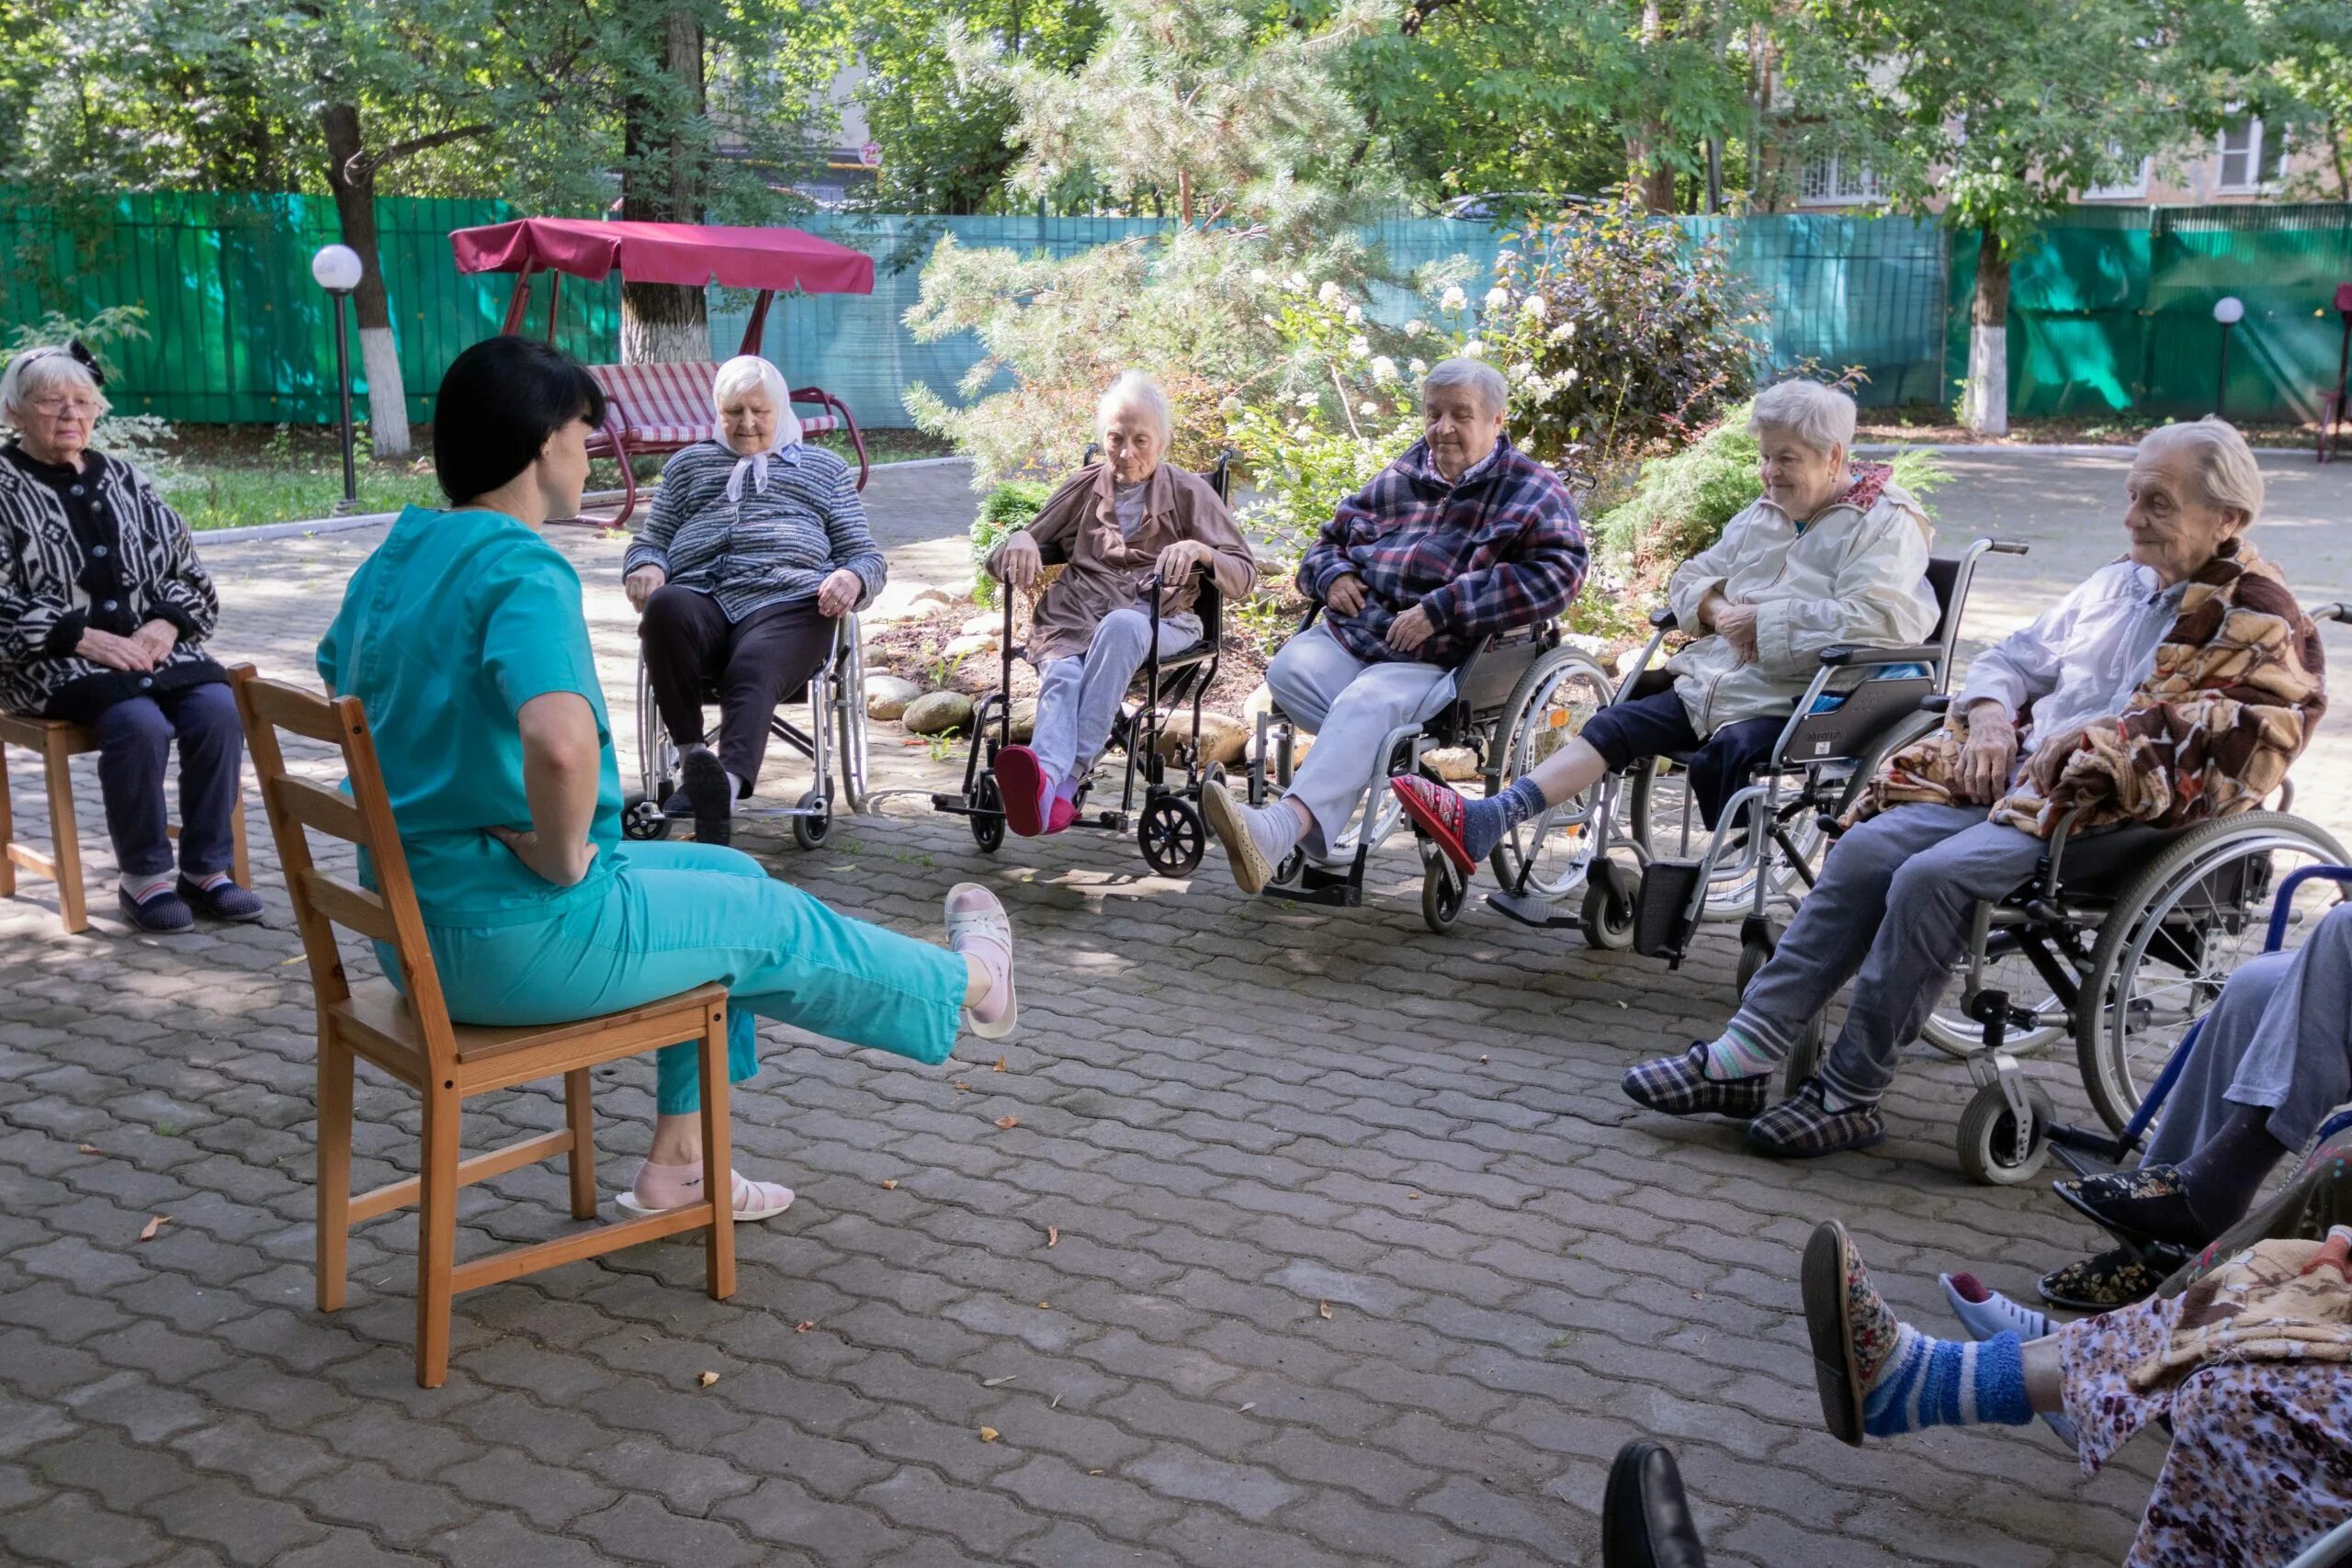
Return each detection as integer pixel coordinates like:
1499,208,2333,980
2143,903,2352,1165
1264,622,1456,845
1028,607,1200,788
1726,802,2046,1104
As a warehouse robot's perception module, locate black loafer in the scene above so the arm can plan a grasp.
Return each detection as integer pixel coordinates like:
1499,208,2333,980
1602,1441,1708,1568
119,886,195,933
177,875,265,923
682,748,732,846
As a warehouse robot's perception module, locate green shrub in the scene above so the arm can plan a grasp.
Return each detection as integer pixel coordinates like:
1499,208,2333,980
970,479,1053,607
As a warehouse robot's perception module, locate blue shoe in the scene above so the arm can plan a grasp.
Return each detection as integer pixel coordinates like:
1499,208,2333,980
177,875,265,923
119,886,195,933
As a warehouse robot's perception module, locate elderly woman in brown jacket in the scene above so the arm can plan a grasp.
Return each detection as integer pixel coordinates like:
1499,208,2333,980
985,372,1255,836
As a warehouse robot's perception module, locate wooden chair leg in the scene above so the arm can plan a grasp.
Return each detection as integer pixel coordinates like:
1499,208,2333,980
415,1083,461,1389
699,1002,735,1301
316,1038,355,1312
0,740,16,899
41,733,86,934
230,778,251,886
564,1068,597,1221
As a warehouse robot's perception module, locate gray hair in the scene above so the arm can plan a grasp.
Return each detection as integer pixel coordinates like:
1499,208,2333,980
1747,379,1856,455
0,346,108,423
711,354,788,412
2136,416,2265,527
1096,371,1171,450
1421,356,1509,419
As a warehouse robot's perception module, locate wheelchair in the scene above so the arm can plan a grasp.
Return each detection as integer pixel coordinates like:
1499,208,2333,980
619,612,871,851
1245,607,1615,931
930,453,1236,876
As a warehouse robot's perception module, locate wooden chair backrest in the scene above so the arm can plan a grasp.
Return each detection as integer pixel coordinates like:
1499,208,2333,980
229,665,459,1074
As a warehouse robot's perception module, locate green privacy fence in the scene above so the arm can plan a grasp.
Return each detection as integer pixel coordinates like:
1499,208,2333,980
1947,203,2352,423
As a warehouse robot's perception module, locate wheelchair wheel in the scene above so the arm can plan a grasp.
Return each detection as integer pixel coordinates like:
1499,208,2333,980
1780,1016,1827,1099
1138,795,1206,876
1487,649,1613,901
622,794,673,841
1420,849,1467,933
2074,811,2347,1133
1956,1078,2055,1187
791,788,831,851
1578,860,1639,950
970,774,1006,854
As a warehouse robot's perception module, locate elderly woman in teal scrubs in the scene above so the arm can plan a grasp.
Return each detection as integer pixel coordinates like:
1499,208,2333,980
318,336,1017,1220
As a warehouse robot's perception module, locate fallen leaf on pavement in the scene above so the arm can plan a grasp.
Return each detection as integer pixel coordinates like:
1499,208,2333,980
995,1114,1020,1129
981,1375,1018,1388
698,1371,719,1387
1317,1300,1332,1320
1046,1225,1059,1248
137,1215,169,1242
978,1427,1001,1443
993,1056,1007,1072
795,1320,818,1333
1478,1055,1489,1064
881,1179,899,1190
77,1144,96,1155
1238,1402,1257,1413
1037,1301,1050,1310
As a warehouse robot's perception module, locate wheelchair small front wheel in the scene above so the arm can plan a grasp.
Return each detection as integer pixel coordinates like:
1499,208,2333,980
1579,862,1637,951
970,775,1006,854
1138,795,1206,876
1956,1078,2055,1187
1420,853,1467,933
791,789,831,851
1735,932,1775,993
622,795,673,841
1780,1018,1827,1100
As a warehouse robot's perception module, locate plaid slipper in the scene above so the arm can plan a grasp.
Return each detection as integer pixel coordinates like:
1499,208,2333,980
1744,1079,1884,1158
1621,1044,1771,1121
2037,1246,2166,1311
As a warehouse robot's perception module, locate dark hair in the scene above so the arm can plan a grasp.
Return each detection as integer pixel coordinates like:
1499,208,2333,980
431,335,607,504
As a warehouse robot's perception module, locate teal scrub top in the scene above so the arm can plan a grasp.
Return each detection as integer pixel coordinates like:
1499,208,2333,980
317,505,622,928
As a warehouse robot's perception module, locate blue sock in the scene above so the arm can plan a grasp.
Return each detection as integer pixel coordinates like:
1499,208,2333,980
1862,1326,2032,1437
1460,776,1548,863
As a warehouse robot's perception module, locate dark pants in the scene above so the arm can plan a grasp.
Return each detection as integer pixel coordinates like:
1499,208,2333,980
91,681,243,879
639,587,836,795
1579,688,1782,829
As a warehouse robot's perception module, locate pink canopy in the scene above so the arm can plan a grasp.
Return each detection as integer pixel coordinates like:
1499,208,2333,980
449,217,874,296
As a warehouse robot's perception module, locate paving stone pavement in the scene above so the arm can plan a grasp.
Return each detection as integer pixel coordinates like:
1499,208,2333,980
6,450,2346,1568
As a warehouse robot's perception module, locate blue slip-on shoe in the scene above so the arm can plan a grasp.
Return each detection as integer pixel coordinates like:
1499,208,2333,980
178,875,265,923
119,885,195,933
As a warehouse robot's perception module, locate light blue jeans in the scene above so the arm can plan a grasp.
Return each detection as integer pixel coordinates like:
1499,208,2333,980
410,841,967,1114
1029,607,1200,786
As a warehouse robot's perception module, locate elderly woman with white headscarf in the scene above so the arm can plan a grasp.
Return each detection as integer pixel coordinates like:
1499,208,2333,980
621,355,884,844
0,342,261,931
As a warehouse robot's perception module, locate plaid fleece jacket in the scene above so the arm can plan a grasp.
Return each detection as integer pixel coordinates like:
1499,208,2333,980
1297,435,1589,666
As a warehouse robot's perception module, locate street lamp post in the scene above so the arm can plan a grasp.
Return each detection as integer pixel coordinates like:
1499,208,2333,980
2212,295,2245,420
311,244,364,514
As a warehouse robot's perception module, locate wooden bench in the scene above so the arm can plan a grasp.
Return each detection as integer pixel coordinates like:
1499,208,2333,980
583,363,868,526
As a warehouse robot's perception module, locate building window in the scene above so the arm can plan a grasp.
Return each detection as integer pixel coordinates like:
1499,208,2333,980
2217,118,2287,193
2085,149,2151,200
1799,154,1882,207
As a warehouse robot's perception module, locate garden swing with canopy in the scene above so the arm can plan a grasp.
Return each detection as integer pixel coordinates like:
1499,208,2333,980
447,216,877,525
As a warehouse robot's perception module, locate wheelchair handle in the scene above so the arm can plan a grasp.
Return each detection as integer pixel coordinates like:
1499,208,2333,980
2321,601,2351,625
1648,605,1678,628
1984,539,2030,557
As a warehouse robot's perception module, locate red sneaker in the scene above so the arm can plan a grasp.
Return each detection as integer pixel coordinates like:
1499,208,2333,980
1389,774,1475,872
993,745,1051,837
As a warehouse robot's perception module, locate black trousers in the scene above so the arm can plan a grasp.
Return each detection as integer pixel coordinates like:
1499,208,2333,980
1579,687,1784,829
639,587,836,795
86,681,243,878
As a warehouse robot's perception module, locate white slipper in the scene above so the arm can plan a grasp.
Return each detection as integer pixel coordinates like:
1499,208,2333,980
1201,780,1272,895
616,1168,795,1222
945,881,1017,1041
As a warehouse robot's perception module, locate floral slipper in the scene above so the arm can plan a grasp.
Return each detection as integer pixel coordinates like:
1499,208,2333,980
2037,1246,2166,1311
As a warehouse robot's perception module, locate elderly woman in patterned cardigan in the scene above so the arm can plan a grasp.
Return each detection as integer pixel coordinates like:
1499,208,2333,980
621,355,884,845
1623,417,2327,1160
0,343,260,932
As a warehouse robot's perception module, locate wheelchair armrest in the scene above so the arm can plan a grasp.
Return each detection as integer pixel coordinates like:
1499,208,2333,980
1817,642,1944,669
1918,694,1951,715
2322,601,2351,626
1649,605,1678,629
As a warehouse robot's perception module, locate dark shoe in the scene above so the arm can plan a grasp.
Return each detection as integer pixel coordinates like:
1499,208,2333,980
2052,1163,2205,1248
118,886,195,933
1745,1080,1885,1158
2037,1246,2166,1311
1622,1044,1770,1121
682,747,732,847
1601,1442,1708,1568
177,875,264,923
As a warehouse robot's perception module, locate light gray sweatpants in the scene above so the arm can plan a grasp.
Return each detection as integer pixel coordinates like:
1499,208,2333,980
1264,622,1456,845
2143,902,2352,1165
1726,801,2048,1104
1028,607,1200,788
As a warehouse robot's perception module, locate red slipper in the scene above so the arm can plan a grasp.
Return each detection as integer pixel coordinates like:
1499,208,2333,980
1390,774,1476,872
1045,795,1077,834
994,745,1051,837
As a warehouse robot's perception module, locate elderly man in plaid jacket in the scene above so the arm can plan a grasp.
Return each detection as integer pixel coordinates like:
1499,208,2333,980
1204,357,1589,892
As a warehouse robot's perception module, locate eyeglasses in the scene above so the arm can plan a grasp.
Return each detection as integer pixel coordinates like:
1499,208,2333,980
25,396,100,417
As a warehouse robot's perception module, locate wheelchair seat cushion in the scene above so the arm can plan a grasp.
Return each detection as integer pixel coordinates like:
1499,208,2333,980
2041,823,2188,898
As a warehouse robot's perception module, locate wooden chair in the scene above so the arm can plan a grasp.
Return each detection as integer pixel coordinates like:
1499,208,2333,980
228,664,736,1388
0,712,252,933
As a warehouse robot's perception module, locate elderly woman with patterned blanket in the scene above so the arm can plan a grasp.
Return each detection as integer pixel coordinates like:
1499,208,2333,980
1623,417,2327,1159
0,342,261,932
621,355,883,845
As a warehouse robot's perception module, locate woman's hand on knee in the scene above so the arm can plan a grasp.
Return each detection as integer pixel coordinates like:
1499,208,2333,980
625,566,667,614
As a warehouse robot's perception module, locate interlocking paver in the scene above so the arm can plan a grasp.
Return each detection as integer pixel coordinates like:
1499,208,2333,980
11,454,2323,1565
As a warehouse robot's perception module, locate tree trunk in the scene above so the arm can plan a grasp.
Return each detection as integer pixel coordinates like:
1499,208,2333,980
1963,225,2010,436
320,103,412,457
1624,0,1678,212
620,12,711,365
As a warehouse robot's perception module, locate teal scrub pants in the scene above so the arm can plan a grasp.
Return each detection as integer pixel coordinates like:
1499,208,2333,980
409,841,967,1114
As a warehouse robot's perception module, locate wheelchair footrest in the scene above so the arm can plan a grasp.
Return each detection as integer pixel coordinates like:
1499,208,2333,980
1487,889,1582,931
1632,860,1705,962
1263,859,1363,908
929,792,976,814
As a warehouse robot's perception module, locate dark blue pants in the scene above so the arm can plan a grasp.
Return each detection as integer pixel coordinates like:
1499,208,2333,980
1579,688,1782,829
93,682,243,879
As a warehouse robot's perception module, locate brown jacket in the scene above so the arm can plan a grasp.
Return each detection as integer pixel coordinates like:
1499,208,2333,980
987,461,1256,662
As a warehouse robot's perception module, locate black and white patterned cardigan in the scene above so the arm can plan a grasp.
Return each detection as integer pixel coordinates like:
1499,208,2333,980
0,449,224,719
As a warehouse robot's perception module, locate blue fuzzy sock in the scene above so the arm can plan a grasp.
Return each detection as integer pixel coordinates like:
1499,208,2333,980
1459,776,1549,863
1862,1326,2032,1436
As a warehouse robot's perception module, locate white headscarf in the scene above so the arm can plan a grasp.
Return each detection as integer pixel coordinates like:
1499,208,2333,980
712,355,804,502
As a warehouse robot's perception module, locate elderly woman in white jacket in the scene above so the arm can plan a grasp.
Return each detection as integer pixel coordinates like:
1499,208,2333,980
1393,378,1938,874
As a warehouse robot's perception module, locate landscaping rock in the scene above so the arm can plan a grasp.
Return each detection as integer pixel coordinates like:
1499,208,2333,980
1161,711,1249,767
1425,745,1480,783
1007,697,1037,743
902,691,975,736
943,631,998,662
865,675,923,721
910,583,955,608
959,610,1001,637
1241,682,1276,721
